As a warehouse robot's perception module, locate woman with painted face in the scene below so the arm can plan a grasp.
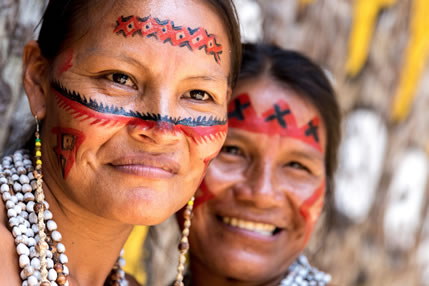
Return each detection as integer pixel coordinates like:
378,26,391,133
0,0,241,285
180,43,341,286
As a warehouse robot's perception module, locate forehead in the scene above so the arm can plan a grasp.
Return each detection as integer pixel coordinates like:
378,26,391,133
232,77,320,126
230,76,327,153
70,0,231,75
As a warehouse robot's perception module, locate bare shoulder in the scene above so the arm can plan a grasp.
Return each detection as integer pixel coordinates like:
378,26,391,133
125,273,142,286
0,199,21,285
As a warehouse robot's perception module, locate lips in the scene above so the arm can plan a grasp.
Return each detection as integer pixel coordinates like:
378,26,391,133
109,153,180,178
219,215,282,237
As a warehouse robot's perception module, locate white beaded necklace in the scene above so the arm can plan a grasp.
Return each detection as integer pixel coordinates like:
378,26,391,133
0,149,128,286
279,255,331,286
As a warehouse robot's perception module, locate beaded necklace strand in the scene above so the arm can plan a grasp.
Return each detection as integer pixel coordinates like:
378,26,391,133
0,148,128,286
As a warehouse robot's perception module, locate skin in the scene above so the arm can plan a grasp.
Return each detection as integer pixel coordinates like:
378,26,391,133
188,76,328,286
0,0,231,285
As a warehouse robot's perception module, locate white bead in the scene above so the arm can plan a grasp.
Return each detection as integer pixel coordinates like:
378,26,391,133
20,175,30,184
46,220,57,231
9,217,19,226
27,172,34,180
29,212,38,224
19,255,30,268
48,268,58,281
59,253,68,264
118,257,126,267
27,201,35,212
31,224,39,233
17,243,30,256
26,228,34,238
43,201,49,209
56,243,65,253
46,250,53,259
15,235,24,244
7,208,17,217
33,270,41,280
22,184,32,193
24,192,35,202
11,174,19,181
11,195,18,204
12,226,22,237
0,184,9,192
23,265,34,277
13,182,22,192
19,224,27,234
20,269,26,280
51,230,62,242
47,258,54,269
44,210,53,220
29,247,37,258
30,257,40,269
23,159,32,166
6,200,15,209
15,193,23,202
28,237,36,247
30,181,37,190
22,280,28,286
2,192,11,201
0,177,7,184
14,204,22,214
20,210,29,219
51,282,58,286
27,275,37,286
63,265,69,275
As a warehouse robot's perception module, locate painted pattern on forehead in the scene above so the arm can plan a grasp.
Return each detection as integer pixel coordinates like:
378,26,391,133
51,81,227,145
114,15,223,64
228,93,322,152
52,127,85,179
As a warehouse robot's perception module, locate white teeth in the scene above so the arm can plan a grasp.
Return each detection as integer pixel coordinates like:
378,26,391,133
221,216,276,236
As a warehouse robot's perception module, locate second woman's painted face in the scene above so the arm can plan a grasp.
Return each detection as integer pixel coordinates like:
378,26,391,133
36,0,231,225
188,77,327,283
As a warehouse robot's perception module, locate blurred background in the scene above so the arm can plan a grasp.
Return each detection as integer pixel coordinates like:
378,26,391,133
1,0,429,285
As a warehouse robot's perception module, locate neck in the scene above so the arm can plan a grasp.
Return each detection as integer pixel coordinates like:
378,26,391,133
189,256,283,286
43,174,133,286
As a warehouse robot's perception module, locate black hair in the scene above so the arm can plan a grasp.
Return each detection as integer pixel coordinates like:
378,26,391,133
239,43,341,218
37,0,241,86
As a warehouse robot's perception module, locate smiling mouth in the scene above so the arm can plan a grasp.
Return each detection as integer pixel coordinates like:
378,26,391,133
219,216,282,237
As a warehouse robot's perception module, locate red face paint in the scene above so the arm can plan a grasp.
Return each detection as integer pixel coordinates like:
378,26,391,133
298,182,325,244
57,49,73,77
114,15,223,64
52,82,227,145
227,93,322,152
52,127,86,179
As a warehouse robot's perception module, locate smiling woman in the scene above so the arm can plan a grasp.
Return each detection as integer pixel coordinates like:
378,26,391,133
180,43,341,286
0,0,241,285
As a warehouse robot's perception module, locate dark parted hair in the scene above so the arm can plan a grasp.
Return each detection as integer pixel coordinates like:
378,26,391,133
239,43,341,205
37,0,242,86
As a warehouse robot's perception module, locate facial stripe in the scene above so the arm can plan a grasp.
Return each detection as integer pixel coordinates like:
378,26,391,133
114,15,223,64
194,179,216,208
228,93,322,152
52,81,227,144
57,49,74,77
299,183,325,244
52,127,85,179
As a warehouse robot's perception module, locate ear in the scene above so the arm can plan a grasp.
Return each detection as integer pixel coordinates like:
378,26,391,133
22,40,51,120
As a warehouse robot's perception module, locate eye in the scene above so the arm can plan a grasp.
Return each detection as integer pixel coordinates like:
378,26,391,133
106,73,136,89
221,145,244,157
285,161,311,173
184,89,213,101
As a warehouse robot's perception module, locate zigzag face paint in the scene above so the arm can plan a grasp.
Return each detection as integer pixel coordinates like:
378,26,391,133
114,15,223,64
51,81,227,145
228,93,322,152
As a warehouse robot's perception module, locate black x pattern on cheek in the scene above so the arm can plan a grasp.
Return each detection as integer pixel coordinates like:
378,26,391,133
265,104,291,128
228,99,250,121
305,121,319,142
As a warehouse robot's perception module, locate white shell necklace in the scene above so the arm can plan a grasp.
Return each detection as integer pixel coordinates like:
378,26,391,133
279,255,331,286
0,149,128,286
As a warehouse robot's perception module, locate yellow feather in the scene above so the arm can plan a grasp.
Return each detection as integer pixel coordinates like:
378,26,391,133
392,0,429,121
346,0,397,76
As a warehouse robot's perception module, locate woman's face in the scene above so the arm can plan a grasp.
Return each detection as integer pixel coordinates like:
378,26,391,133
27,0,231,225
188,77,327,283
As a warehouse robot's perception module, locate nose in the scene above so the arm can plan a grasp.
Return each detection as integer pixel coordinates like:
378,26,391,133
128,87,182,146
233,161,283,209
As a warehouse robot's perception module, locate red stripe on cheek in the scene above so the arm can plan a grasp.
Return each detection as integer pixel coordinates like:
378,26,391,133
180,125,227,145
52,127,85,179
194,179,216,208
299,183,325,244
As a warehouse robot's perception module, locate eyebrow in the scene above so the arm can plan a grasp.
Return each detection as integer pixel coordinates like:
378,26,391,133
287,149,324,163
